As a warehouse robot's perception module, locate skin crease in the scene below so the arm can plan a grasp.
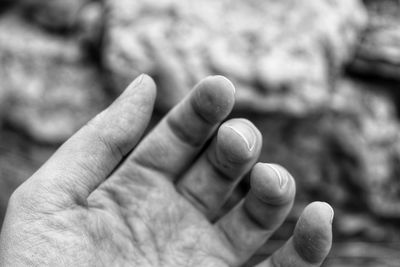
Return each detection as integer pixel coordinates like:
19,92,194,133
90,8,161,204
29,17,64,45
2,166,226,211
0,75,333,267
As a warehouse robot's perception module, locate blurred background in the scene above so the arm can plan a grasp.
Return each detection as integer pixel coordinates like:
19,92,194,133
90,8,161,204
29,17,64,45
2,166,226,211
0,0,400,266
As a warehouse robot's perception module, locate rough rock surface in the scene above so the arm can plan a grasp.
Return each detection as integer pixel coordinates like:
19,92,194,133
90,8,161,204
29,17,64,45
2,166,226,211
350,0,400,80
330,79,400,219
0,79,7,123
18,0,88,30
325,242,400,267
247,242,400,267
0,14,108,144
104,0,367,113
15,0,105,47
0,129,55,226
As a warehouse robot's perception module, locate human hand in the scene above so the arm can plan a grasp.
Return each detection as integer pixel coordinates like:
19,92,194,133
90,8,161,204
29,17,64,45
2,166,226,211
0,75,333,266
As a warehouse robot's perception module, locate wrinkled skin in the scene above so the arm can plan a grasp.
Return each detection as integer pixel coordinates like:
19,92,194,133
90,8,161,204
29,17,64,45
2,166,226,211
0,75,333,267
5,173,236,266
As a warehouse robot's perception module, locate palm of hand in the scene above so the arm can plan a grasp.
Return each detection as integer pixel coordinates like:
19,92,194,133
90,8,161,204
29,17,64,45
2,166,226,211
28,175,229,266
87,174,232,267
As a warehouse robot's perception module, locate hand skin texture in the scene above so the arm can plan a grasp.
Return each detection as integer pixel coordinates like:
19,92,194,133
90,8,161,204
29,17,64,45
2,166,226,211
0,75,333,267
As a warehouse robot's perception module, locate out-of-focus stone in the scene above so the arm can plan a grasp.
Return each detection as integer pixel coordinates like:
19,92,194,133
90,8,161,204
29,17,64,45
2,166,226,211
335,211,398,243
350,0,400,80
247,241,400,267
16,0,105,47
326,242,400,267
76,2,105,47
0,129,55,226
0,80,8,124
18,0,88,31
331,79,400,219
104,0,367,113
0,14,108,144
247,78,400,218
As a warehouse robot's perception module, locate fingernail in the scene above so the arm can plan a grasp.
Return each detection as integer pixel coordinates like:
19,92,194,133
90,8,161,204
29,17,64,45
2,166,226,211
225,77,236,94
212,75,236,94
323,202,334,224
267,164,287,189
132,73,145,86
225,121,256,151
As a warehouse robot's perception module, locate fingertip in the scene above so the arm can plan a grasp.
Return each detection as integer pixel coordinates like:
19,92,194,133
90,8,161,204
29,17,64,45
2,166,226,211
293,202,333,264
250,163,295,205
210,75,236,94
192,76,235,123
140,73,156,87
301,202,334,226
126,74,156,95
217,119,261,163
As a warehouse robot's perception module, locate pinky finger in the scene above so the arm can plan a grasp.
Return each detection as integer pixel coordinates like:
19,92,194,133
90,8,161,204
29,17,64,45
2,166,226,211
256,202,333,267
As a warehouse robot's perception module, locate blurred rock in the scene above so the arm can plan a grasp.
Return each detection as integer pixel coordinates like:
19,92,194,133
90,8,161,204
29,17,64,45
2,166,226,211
15,0,105,48
0,14,108,144
18,0,87,30
247,241,400,267
76,1,105,48
0,80,8,123
335,212,391,241
248,78,400,218
350,0,400,80
329,79,400,219
327,242,400,267
104,0,367,113
0,129,55,226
